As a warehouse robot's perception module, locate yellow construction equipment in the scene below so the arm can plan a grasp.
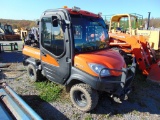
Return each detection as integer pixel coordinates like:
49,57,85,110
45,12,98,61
105,13,160,83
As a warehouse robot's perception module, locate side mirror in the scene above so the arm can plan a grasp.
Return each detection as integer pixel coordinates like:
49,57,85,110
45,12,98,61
52,16,58,27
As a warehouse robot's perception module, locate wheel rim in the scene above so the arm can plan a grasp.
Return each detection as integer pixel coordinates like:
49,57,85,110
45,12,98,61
73,90,87,107
29,68,34,79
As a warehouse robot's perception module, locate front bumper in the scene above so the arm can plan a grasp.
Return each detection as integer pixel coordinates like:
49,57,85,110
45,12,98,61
67,57,136,99
98,57,136,97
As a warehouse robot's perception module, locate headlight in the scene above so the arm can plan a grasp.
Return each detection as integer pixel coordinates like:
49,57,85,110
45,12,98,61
88,63,110,77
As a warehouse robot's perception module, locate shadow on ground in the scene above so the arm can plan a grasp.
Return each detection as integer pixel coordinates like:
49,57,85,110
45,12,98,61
90,74,160,117
1,49,160,119
21,95,69,120
0,51,24,63
0,70,7,81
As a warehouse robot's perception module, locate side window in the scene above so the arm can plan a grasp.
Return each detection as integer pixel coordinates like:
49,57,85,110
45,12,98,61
73,25,82,39
41,17,64,56
73,25,83,45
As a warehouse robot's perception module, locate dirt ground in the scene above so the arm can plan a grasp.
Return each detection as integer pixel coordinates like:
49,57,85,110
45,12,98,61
0,42,160,120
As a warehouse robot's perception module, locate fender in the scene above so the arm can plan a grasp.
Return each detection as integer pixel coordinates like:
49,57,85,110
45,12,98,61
66,67,100,90
23,57,41,70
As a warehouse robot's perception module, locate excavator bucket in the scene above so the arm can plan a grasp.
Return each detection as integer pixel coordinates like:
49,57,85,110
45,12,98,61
147,61,160,83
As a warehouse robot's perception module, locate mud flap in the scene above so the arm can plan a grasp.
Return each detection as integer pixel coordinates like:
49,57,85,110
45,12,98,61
147,61,160,83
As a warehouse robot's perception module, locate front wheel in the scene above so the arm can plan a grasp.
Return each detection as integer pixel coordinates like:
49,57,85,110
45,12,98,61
70,83,99,112
27,64,44,82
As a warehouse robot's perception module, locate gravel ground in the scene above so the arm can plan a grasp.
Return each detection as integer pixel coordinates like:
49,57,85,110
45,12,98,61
0,41,160,120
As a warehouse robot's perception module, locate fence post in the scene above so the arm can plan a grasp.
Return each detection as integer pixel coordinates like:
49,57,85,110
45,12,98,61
9,43,14,51
14,42,18,50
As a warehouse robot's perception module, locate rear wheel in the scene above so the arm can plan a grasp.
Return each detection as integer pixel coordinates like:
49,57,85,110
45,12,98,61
27,64,44,82
70,83,99,112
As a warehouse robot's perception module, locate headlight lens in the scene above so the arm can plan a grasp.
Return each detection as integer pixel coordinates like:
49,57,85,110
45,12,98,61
88,63,110,77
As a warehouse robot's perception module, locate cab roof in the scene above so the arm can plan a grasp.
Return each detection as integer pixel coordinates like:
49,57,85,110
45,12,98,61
66,8,101,18
111,14,137,22
43,7,101,18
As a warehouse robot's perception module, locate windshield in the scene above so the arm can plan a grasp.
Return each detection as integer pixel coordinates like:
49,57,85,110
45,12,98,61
70,14,109,53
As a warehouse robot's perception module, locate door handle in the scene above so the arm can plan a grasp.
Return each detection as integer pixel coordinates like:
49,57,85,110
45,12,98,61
41,52,46,57
66,57,71,63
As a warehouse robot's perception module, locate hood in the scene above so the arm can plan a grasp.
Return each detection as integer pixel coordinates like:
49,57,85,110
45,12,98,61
74,49,126,76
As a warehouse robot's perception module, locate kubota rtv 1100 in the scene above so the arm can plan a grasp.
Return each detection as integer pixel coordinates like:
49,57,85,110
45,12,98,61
22,6,136,112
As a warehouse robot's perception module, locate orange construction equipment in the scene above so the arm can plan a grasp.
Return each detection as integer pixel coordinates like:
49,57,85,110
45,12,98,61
107,13,160,82
22,6,136,112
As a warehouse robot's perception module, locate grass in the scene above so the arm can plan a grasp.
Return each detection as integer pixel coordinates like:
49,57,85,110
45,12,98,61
132,110,139,115
34,81,63,102
84,115,92,120
73,113,80,119
15,78,21,81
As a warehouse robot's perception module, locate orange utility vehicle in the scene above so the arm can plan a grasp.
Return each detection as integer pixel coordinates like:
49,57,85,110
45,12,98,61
108,13,160,82
22,6,136,112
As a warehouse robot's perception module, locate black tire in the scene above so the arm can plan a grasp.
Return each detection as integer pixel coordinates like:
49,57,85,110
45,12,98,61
111,47,133,65
27,64,44,82
70,83,99,112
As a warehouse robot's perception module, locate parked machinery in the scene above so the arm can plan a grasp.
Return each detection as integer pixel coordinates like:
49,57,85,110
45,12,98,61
107,13,160,82
22,6,136,112
0,23,20,40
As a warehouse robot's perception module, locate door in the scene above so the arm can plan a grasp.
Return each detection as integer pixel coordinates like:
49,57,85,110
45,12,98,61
40,14,71,84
